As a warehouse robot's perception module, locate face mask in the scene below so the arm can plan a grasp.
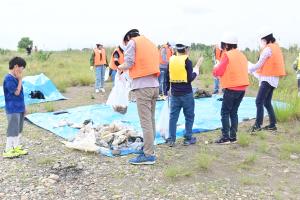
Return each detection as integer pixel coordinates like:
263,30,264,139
260,40,267,49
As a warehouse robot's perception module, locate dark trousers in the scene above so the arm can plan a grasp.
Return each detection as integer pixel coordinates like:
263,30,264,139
255,81,276,128
221,89,245,139
158,68,168,95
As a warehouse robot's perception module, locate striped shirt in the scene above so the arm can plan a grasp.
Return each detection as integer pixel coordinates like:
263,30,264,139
249,47,279,88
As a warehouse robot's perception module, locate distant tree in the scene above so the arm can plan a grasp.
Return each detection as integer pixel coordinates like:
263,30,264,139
18,37,33,49
245,47,251,52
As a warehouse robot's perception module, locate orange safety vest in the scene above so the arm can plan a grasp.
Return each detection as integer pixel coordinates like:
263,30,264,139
220,49,249,89
129,36,160,79
109,48,124,70
94,48,106,66
159,44,172,65
256,43,286,76
215,47,222,62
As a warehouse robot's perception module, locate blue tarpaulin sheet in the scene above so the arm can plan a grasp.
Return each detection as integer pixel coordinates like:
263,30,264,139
0,73,66,108
25,96,283,157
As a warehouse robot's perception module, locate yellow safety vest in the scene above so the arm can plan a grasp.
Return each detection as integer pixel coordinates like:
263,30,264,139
169,55,188,83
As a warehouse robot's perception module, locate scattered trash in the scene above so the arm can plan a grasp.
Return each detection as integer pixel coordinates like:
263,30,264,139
193,88,212,99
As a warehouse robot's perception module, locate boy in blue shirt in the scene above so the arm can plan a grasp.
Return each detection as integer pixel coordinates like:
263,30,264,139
3,57,28,158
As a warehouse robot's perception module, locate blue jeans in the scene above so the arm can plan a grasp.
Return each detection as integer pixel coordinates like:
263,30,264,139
255,81,276,127
95,65,105,89
214,78,220,93
111,70,117,82
221,89,245,139
168,92,195,141
158,68,168,95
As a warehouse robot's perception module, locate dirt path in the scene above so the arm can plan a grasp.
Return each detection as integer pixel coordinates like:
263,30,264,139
0,83,300,200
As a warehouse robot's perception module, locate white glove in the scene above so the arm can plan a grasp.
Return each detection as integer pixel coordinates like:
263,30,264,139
193,67,200,76
90,66,94,71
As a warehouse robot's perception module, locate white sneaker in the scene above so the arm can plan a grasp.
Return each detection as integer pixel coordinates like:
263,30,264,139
100,88,105,93
95,89,100,93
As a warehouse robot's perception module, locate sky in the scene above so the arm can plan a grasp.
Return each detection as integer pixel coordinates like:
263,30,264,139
0,0,299,50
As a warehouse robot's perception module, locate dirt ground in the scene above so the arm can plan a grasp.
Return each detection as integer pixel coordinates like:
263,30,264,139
1,82,300,200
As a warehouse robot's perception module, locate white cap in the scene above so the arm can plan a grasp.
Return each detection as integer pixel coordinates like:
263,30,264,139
259,28,273,39
221,32,238,45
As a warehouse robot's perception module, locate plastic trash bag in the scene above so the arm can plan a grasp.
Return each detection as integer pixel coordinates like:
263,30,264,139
157,98,170,140
106,72,131,114
104,67,110,81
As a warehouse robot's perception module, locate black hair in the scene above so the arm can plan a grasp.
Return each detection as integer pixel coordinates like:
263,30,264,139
221,42,237,51
9,57,26,70
177,48,187,54
123,29,140,43
118,45,124,53
262,34,276,44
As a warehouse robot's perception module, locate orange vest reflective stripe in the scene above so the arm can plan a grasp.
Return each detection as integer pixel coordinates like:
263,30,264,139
215,47,222,62
129,36,160,79
220,49,249,88
94,48,106,66
159,45,172,65
109,48,124,70
256,43,286,76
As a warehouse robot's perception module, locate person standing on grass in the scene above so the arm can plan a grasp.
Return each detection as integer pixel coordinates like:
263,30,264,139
90,43,107,93
292,53,300,97
213,44,223,94
213,33,249,144
3,57,28,158
165,42,203,147
159,42,173,98
118,29,160,165
248,30,286,133
109,45,125,82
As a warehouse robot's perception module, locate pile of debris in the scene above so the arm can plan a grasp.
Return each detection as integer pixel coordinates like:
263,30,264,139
193,88,212,99
61,121,143,155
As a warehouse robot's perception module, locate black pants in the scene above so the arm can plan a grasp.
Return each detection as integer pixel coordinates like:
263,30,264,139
221,89,245,139
255,81,276,128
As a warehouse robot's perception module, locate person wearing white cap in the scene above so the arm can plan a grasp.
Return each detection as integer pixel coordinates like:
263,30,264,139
213,33,249,144
165,42,204,147
292,53,300,96
248,30,286,132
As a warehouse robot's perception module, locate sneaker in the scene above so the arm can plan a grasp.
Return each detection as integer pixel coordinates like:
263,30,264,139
3,148,20,158
183,137,197,146
262,125,277,131
229,138,237,143
213,90,219,94
128,154,156,165
215,137,230,144
100,88,105,93
167,140,176,147
95,89,100,93
14,146,28,155
249,125,262,133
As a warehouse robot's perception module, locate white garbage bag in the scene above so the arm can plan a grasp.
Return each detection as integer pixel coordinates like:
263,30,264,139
157,99,170,140
106,72,131,114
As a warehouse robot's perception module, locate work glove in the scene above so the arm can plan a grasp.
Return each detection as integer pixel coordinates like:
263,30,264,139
90,66,94,71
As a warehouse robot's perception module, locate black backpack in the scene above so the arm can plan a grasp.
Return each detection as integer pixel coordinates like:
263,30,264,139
30,90,45,99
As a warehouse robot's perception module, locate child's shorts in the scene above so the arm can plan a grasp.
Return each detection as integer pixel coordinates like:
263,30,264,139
6,112,24,137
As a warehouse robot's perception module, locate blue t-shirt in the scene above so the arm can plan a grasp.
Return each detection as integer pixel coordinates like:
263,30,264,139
3,74,25,114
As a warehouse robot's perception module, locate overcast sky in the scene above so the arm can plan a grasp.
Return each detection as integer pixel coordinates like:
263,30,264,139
1,0,299,50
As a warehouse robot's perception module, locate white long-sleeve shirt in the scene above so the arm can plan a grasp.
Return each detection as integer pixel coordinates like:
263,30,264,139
248,47,279,88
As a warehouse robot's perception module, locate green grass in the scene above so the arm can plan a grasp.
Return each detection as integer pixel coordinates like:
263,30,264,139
238,132,252,147
279,142,300,159
36,157,57,165
257,141,270,153
164,165,193,180
195,152,216,171
44,102,55,112
238,154,257,170
239,176,257,185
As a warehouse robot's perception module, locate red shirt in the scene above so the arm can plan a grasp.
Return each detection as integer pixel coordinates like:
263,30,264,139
213,54,247,91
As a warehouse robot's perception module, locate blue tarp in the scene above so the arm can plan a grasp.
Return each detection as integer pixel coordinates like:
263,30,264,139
0,73,66,108
25,96,283,157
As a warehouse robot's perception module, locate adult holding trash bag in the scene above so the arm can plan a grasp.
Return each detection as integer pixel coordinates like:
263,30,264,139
248,30,286,132
165,42,203,147
118,29,160,165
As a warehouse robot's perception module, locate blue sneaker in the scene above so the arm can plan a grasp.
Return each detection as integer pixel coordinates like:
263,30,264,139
129,154,156,165
183,137,197,146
